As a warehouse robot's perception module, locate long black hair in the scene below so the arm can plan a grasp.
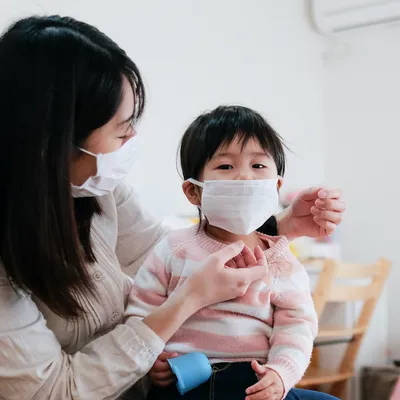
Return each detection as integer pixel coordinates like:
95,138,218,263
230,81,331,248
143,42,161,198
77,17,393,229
0,16,145,318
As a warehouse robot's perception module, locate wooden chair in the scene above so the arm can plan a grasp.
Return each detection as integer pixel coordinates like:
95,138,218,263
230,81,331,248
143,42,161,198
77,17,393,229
297,258,391,399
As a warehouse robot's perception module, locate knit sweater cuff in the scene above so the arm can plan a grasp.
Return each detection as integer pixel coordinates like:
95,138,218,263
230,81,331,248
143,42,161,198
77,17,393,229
125,316,165,356
266,360,299,398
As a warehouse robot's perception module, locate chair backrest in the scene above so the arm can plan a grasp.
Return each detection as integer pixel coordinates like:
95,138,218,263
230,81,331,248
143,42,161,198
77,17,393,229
312,258,391,375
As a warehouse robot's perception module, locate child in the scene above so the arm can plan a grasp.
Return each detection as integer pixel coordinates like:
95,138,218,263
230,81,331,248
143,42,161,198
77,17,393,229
125,106,319,400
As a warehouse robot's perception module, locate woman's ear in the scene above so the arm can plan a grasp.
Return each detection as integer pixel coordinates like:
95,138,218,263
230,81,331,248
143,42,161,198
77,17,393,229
182,180,201,206
277,176,283,190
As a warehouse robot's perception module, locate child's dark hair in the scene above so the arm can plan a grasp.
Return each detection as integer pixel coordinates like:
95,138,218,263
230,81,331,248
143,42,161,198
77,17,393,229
179,105,286,180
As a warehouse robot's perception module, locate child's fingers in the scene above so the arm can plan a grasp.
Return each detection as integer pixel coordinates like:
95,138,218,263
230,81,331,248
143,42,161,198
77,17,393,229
250,360,269,377
149,370,175,381
245,386,277,400
246,379,274,400
232,253,246,268
152,377,175,388
264,394,280,400
225,259,237,269
246,374,274,395
152,359,172,373
157,351,173,361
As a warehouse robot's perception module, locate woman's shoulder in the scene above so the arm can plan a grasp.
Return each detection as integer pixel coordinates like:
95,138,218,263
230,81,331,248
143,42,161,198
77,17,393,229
112,182,137,207
95,182,139,214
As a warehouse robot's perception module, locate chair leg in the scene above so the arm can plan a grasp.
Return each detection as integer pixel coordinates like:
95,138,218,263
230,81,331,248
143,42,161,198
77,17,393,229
330,379,348,399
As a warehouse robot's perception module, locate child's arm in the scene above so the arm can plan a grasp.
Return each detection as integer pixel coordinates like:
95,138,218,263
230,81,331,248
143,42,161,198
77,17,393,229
266,250,318,396
124,237,179,388
124,237,171,320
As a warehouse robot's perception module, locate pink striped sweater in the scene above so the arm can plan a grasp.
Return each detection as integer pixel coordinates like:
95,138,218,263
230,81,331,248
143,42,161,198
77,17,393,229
125,224,318,393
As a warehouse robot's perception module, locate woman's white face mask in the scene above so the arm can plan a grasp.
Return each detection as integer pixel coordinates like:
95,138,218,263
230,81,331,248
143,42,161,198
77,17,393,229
71,136,138,198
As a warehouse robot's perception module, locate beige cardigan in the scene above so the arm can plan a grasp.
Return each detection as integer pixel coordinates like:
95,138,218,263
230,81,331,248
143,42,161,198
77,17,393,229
0,183,168,400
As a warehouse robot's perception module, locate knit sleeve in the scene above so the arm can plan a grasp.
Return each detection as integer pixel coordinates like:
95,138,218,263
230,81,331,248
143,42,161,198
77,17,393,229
113,183,169,277
0,270,164,400
266,249,318,395
124,236,172,320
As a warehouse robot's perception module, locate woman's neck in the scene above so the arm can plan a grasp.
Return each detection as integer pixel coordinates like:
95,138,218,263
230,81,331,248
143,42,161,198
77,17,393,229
205,223,267,251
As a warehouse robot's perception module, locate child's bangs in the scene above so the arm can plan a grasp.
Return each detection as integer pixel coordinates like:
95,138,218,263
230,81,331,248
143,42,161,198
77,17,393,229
217,129,273,154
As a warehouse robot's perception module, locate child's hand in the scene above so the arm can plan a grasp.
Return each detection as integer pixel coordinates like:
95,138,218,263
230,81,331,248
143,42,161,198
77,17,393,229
149,351,178,388
245,360,284,400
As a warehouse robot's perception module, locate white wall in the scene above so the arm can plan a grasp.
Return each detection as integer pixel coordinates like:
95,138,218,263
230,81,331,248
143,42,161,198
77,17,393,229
0,0,327,219
324,26,400,365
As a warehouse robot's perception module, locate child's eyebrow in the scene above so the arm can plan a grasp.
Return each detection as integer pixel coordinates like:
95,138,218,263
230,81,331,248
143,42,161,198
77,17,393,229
213,151,271,158
250,152,271,158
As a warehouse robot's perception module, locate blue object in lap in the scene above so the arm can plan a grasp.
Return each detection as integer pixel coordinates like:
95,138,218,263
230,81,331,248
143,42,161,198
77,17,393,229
167,352,212,395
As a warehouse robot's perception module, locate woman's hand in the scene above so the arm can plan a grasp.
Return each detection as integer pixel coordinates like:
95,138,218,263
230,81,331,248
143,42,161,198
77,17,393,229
185,241,269,309
276,187,346,240
143,242,268,343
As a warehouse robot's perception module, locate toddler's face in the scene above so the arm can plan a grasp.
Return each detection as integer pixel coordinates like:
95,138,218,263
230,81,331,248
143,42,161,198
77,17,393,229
182,136,282,207
201,137,279,182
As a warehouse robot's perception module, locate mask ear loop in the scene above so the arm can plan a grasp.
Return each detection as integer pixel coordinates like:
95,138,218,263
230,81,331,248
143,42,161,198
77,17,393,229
187,179,205,228
187,178,204,188
78,147,98,157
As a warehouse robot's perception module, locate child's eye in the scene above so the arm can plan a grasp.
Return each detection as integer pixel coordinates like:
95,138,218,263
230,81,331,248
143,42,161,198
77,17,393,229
252,164,266,169
217,164,233,170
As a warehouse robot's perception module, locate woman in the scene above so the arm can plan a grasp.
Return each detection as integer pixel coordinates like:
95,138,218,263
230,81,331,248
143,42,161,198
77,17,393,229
0,16,345,400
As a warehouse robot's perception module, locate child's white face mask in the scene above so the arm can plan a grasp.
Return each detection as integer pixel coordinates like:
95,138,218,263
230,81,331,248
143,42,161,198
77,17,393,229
188,178,279,235
71,136,138,198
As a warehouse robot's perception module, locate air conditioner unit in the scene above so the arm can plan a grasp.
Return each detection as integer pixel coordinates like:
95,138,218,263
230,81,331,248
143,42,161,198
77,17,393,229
310,0,400,34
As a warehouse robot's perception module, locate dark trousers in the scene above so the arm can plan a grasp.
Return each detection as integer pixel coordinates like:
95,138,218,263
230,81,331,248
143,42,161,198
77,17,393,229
147,362,340,400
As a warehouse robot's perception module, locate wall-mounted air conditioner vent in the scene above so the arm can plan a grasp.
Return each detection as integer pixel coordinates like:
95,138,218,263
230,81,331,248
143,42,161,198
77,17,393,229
310,0,400,34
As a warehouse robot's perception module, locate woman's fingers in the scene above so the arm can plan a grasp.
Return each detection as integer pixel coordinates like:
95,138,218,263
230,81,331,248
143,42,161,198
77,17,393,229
213,241,244,267
227,263,268,293
245,264,269,283
241,245,258,267
313,218,337,235
314,198,346,213
253,246,267,266
193,242,268,305
312,189,345,237
311,208,342,225
318,188,342,200
232,245,257,268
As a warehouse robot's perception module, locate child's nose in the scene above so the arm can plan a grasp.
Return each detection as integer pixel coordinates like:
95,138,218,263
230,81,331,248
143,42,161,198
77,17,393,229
236,172,253,180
